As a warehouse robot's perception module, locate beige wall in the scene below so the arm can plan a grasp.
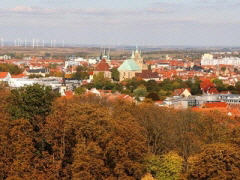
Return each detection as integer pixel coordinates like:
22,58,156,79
93,71,112,79
119,70,142,81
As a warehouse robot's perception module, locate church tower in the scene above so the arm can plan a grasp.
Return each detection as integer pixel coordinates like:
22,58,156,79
133,46,147,70
102,46,107,59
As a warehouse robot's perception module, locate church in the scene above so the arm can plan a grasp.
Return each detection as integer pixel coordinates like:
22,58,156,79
92,47,112,79
118,47,148,81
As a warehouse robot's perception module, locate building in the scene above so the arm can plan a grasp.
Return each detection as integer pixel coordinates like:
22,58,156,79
118,59,142,81
118,47,148,81
0,72,11,84
93,59,111,79
201,53,240,66
135,70,159,81
24,68,50,77
200,79,219,95
163,96,189,109
172,88,192,97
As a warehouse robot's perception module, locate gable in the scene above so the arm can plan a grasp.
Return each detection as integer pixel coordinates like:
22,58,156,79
95,59,110,71
0,72,10,79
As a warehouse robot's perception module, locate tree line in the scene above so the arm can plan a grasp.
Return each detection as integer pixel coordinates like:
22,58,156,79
0,84,240,179
0,64,23,75
76,73,240,102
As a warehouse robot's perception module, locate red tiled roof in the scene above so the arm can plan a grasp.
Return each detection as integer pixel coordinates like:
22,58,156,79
204,102,228,108
220,91,231,94
11,74,26,78
64,90,74,98
0,72,9,78
207,87,219,94
135,70,159,79
200,80,215,92
95,59,110,71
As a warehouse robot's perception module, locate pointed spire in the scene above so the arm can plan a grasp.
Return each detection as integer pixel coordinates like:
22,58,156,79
103,46,106,56
131,50,135,59
135,45,139,53
100,51,102,60
102,46,108,59
108,46,111,60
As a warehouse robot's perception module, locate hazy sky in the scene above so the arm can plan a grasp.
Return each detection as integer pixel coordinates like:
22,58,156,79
0,0,240,46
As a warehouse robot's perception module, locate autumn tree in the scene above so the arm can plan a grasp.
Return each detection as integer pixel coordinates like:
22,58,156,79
0,117,60,180
188,144,240,180
133,104,176,155
173,110,203,173
145,92,160,101
146,152,183,180
44,98,147,179
0,63,23,75
235,81,240,92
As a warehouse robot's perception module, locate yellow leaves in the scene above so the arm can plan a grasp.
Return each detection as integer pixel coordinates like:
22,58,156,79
145,152,183,180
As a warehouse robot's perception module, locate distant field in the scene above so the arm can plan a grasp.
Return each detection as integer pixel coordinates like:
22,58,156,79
0,46,195,60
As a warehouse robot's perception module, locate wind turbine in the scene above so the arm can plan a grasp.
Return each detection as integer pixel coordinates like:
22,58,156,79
36,39,39,47
32,39,35,48
62,40,64,48
25,39,27,48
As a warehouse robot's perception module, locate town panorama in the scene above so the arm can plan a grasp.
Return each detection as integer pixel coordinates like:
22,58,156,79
1,0,240,179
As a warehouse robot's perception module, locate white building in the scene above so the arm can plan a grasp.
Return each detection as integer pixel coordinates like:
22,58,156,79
201,53,240,66
0,55,11,60
88,58,98,65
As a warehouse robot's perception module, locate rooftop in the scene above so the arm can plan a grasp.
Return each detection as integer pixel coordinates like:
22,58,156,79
118,59,141,71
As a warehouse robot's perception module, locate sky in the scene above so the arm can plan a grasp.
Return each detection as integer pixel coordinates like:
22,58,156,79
0,0,240,47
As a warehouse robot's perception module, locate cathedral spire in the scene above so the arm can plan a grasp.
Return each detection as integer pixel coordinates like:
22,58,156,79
102,46,108,59
103,46,106,56
131,50,135,59
99,46,103,60
135,45,139,53
108,46,111,60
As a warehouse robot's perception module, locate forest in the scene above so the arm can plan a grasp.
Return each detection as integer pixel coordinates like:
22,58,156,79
0,84,240,180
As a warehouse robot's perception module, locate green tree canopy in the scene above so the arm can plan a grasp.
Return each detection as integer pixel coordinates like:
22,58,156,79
111,67,120,81
133,85,147,98
8,84,59,125
74,86,86,95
